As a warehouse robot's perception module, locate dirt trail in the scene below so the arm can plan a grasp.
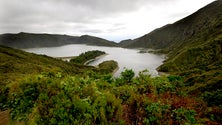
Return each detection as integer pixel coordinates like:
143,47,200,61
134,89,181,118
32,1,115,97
0,110,9,125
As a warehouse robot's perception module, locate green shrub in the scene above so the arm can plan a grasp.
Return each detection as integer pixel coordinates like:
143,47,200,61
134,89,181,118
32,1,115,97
172,108,196,124
92,92,122,124
113,85,134,102
120,69,135,83
202,89,222,106
167,75,184,87
127,92,148,124
144,102,171,125
153,77,176,94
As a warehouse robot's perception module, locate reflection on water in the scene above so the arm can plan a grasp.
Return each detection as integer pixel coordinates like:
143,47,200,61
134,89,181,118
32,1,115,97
24,44,165,76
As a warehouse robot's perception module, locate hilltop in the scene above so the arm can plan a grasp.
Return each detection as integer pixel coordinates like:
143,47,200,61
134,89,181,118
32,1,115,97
0,32,118,49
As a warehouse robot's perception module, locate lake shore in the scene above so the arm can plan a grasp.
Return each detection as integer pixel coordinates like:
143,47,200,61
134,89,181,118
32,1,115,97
158,71,170,76
84,54,108,65
112,65,119,75
55,56,76,61
24,44,164,77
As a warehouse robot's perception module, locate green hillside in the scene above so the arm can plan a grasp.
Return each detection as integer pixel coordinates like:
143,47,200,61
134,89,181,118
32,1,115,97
0,32,118,49
0,45,120,89
158,36,222,95
119,0,222,97
0,45,89,84
119,0,222,52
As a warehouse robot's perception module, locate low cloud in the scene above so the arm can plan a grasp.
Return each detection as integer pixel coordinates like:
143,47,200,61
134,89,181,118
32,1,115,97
0,0,215,41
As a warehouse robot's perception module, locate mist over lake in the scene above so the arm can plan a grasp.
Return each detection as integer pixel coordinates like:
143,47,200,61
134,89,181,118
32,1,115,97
24,44,165,76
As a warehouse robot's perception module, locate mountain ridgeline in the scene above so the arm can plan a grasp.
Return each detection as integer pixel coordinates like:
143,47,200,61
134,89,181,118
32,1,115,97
120,1,222,94
0,32,118,48
120,0,222,52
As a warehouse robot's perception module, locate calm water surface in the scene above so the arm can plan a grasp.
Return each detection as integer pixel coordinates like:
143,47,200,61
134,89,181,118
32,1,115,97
24,44,165,76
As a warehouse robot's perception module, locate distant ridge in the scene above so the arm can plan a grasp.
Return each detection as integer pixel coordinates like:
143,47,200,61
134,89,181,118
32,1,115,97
0,32,118,48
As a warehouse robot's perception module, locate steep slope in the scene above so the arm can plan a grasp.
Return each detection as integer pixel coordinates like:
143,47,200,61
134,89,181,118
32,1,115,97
0,32,118,49
120,1,222,96
120,0,222,53
158,34,222,95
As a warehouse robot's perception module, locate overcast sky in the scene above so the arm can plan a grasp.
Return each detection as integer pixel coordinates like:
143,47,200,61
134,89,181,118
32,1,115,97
0,0,215,42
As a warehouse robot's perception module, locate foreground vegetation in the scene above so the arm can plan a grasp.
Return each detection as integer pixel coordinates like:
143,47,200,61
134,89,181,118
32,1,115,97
1,69,221,124
0,45,221,124
0,46,118,117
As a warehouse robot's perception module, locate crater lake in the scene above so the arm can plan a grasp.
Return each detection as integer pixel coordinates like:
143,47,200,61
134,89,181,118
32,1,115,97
24,44,165,76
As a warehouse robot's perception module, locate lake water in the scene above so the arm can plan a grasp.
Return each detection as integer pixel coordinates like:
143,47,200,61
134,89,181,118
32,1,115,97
24,44,165,76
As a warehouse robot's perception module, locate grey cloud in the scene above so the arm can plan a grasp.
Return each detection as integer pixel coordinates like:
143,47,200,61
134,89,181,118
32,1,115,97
1,0,176,23
79,29,103,34
0,0,178,38
106,25,126,33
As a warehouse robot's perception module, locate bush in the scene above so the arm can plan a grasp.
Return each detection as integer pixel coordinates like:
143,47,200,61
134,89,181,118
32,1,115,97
167,75,184,88
202,89,222,106
5,69,219,124
172,108,196,124
153,77,176,94
120,69,135,83
144,102,171,125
